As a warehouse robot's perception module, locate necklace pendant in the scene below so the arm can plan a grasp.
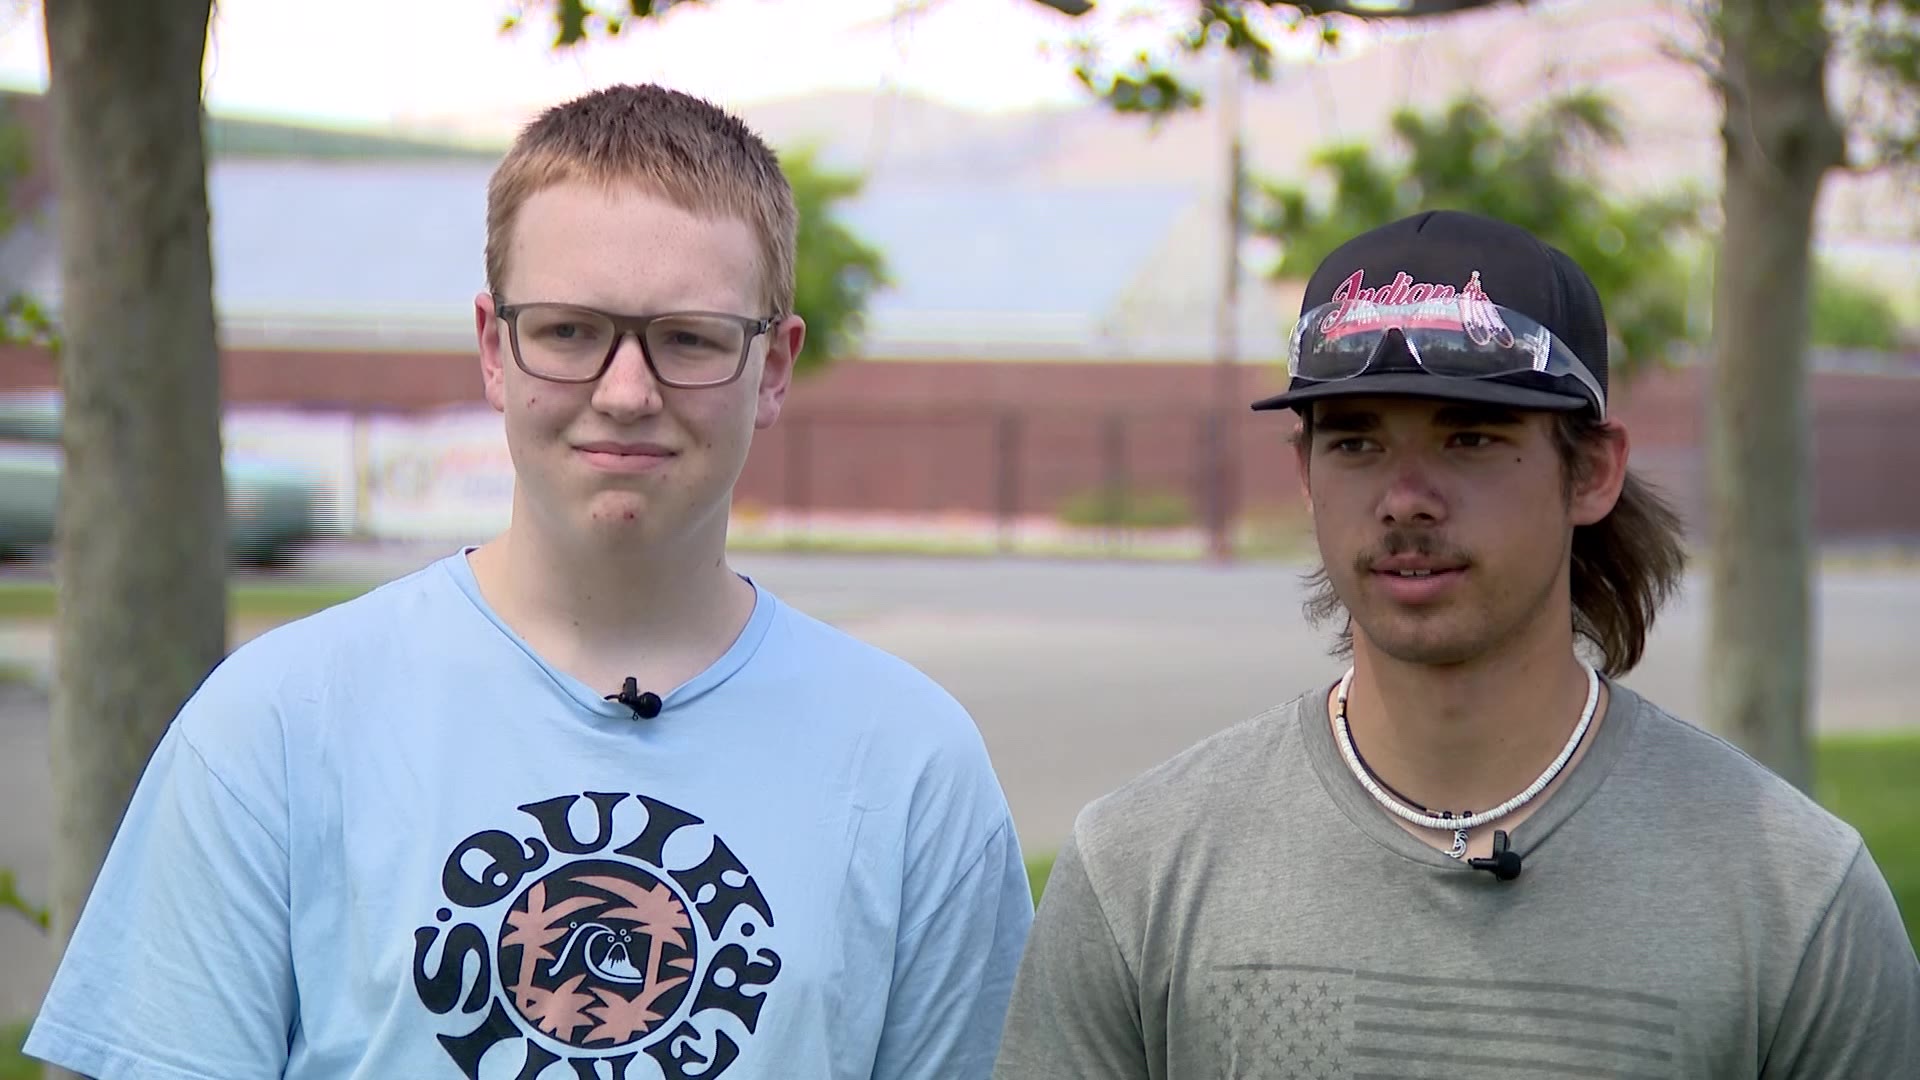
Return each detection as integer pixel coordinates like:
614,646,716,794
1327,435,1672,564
1446,827,1469,860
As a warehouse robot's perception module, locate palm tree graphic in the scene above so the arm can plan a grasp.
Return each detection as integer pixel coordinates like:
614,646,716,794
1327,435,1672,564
578,874,695,993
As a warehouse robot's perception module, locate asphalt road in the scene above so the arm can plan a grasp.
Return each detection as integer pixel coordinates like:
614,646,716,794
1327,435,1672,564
3,548,1917,1022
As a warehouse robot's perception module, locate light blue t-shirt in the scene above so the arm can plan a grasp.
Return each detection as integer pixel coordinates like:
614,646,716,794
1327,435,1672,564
27,551,1033,1079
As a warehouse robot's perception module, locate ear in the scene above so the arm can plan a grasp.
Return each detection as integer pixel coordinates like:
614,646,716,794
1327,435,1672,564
476,291,508,415
754,314,806,430
1568,418,1630,526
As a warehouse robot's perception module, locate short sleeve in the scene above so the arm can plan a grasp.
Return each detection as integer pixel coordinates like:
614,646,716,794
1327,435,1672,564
1762,841,1920,1078
869,818,1034,1080
992,830,1150,1080
23,722,295,1079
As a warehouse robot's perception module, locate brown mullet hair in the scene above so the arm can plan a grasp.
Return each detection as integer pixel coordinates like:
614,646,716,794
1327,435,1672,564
484,84,798,315
1295,409,1688,677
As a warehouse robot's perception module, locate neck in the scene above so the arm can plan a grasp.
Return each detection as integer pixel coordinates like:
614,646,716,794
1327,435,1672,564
468,504,752,687
1338,627,1601,817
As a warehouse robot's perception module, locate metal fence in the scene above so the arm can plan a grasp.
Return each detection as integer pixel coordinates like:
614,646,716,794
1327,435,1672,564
731,404,1312,558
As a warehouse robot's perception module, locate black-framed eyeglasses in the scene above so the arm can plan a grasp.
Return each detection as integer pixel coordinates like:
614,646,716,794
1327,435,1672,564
493,295,780,389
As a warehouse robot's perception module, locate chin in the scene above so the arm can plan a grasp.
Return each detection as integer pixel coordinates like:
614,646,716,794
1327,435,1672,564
1367,638,1488,668
1354,616,1494,668
573,490,661,531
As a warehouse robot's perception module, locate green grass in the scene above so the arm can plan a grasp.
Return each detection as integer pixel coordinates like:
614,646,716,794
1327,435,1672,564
0,580,371,622
1814,731,1920,944
0,1020,32,1080
1026,852,1056,907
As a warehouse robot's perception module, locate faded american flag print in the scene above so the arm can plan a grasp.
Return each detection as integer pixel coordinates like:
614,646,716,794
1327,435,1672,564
1200,962,1679,1079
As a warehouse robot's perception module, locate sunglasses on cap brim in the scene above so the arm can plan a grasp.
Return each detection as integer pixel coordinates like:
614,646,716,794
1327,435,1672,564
1286,297,1607,419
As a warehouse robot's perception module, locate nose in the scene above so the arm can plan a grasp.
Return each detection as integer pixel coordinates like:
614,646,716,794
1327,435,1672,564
590,333,663,421
1376,454,1448,527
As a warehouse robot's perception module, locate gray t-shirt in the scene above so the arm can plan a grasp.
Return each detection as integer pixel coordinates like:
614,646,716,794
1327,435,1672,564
994,681,1919,1079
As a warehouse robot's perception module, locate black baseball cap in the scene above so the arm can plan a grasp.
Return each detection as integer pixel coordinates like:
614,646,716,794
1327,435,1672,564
1250,209,1609,416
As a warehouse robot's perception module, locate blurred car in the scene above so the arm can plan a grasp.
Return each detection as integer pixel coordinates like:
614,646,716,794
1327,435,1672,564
0,391,338,567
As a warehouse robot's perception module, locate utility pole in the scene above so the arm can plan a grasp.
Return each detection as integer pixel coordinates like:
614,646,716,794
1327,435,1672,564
1207,51,1245,563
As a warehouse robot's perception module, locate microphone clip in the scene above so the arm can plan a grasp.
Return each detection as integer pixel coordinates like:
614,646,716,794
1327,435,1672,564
1467,829,1523,881
606,676,662,720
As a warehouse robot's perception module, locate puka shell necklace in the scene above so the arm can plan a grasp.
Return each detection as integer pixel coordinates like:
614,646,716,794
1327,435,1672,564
1333,661,1600,859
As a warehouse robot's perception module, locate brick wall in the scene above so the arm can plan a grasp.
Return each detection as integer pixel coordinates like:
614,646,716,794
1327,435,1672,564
5,343,1917,543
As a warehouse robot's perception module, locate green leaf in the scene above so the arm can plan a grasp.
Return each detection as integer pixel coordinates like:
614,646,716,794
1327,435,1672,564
1810,262,1904,349
1,292,60,353
1253,87,1706,378
555,0,591,46
0,866,49,933
782,146,891,374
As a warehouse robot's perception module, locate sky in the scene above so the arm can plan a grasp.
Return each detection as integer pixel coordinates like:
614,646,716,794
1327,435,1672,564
0,0,1378,138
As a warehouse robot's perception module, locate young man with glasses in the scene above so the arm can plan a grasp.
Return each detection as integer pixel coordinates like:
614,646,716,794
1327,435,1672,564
992,210,1918,1079
27,84,1032,1079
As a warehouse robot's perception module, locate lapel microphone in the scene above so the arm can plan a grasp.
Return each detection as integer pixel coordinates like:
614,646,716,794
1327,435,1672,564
606,676,662,720
1468,829,1524,881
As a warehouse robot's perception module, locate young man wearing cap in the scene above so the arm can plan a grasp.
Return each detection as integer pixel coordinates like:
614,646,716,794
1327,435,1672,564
992,209,1918,1078
26,84,1032,1079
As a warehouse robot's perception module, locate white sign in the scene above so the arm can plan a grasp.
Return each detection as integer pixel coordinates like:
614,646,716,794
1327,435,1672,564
223,405,517,540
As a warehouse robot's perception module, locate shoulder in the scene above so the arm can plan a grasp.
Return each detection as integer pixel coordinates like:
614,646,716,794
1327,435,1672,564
753,588,1013,809
1617,692,1920,1048
1608,685,1868,917
169,557,466,772
193,557,459,700
1617,687,1862,852
758,591,980,739
1070,695,1310,878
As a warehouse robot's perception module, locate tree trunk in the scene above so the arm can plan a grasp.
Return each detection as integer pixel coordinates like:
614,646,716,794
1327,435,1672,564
42,4,223,1071
1705,0,1845,795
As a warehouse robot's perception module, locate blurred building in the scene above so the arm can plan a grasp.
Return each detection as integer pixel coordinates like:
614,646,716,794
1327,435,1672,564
1,0,1916,548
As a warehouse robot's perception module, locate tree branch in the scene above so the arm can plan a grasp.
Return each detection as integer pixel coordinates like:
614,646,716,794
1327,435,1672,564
1828,0,1920,170
1297,0,1521,15
1050,0,1525,14
1652,0,1729,96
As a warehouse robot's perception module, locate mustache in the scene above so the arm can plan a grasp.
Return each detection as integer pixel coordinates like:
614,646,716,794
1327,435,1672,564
1351,530,1472,574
